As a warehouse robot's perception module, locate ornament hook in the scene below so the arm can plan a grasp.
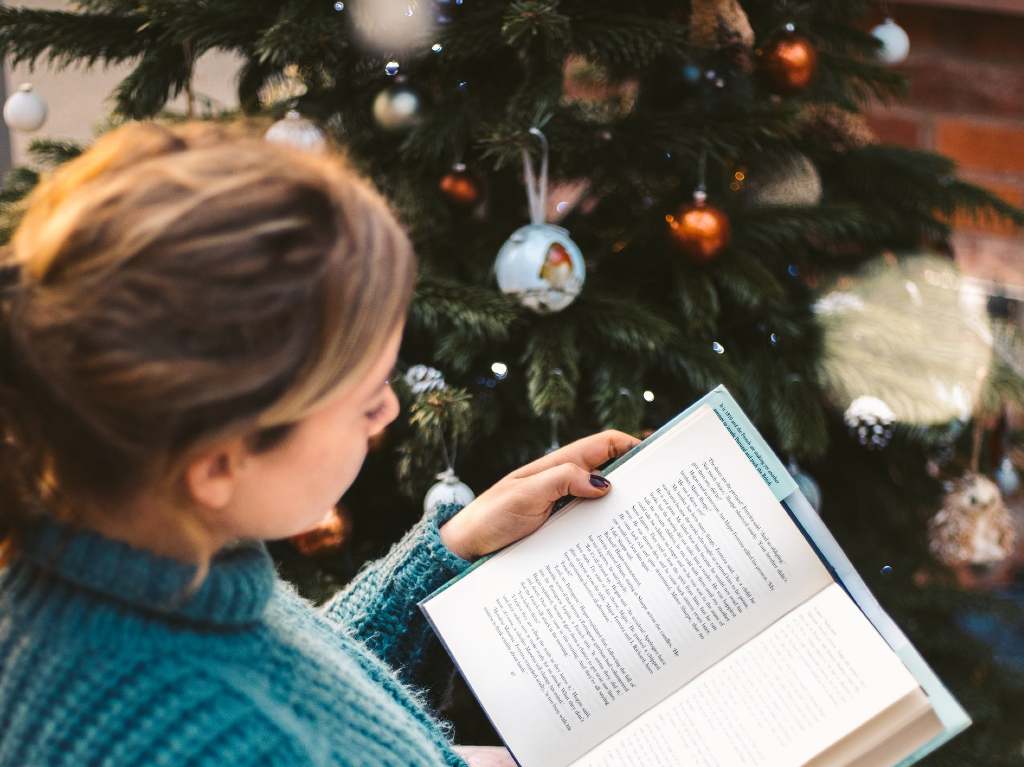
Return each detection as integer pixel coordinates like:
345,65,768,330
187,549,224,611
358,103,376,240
522,127,550,225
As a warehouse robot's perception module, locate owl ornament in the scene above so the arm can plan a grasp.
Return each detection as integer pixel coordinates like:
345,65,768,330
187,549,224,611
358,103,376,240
928,473,1017,568
494,128,585,313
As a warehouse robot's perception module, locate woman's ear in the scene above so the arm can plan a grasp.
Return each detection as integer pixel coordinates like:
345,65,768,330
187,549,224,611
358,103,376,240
184,437,248,510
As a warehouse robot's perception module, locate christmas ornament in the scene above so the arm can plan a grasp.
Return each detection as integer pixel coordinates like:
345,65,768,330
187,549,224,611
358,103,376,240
264,110,327,152
423,467,475,514
666,189,731,262
758,27,818,93
439,163,482,208
290,505,352,555
796,104,876,153
689,0,755,51
372,82,422,131
817,254,991,428
561,55,638,122
746,151,822,207
404,364,447,395
995,455,1021,496
494,128,585,313
3,83,47,133
788,458,822,513
928,473,1016,568
871,18,910,65
844,395,895,449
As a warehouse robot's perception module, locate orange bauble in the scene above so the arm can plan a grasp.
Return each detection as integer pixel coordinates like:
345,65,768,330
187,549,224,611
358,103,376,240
290,505,352,556
667,193,731,262
439,164,481,208
759,32,818,93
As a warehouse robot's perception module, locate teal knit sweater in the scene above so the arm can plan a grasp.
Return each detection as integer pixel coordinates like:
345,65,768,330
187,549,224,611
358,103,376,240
0,504,474,766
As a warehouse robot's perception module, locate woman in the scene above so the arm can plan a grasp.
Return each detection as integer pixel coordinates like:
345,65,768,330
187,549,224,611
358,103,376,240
0,121,637,766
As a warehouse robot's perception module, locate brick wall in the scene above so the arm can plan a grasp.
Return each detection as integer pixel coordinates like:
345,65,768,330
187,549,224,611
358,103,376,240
863,2,1024,289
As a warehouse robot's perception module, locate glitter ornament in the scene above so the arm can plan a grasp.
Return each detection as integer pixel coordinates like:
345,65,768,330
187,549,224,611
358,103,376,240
667,189,731,263
290,505,352,555
758,29,818,93
3,83,47,133
404,364,447,395
746,151,822,207
423,467,476,514
439,163,482,208
871,18,910,65
494,128,585,313
264,111,327,152
844,395,895,449
928,473,1016,568
372,83,422,131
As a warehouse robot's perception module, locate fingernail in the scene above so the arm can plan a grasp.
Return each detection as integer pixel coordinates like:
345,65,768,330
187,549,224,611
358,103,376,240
589,474,610,489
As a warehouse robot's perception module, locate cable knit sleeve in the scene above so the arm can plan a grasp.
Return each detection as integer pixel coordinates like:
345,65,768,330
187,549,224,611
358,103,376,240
318,503,472,684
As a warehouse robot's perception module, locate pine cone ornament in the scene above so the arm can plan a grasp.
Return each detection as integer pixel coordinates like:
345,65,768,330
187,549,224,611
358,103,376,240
928,473,1017,568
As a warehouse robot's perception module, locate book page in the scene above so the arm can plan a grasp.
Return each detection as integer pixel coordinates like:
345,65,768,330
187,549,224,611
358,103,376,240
572,583,922,767
422,405,832,767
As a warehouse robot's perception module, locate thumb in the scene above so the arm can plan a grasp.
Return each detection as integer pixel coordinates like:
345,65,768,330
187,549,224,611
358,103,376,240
523,462,612,505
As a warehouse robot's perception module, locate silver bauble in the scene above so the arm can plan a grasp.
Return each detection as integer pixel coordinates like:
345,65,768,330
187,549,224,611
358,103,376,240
424,468,475,514
788,458,822,513
3,83,47,133
995,456,1021,497
264,111,327,152
871,18,910,65
373,85,422,131
494,223,585,313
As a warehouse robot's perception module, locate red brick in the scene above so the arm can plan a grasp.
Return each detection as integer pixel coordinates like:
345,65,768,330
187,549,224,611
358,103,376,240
884,4,1024,65
901,56,1024,120
865,110,925,148
935,118,1024,174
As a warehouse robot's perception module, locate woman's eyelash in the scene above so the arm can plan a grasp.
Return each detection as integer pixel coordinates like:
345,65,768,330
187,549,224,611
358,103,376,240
365,402,387,419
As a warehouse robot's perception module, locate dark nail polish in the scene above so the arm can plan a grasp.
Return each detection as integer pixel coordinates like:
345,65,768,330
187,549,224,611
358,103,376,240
589,474,610,488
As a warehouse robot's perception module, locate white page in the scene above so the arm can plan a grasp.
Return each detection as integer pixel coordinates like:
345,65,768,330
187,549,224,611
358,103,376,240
571,582,921,767
423,405,833,767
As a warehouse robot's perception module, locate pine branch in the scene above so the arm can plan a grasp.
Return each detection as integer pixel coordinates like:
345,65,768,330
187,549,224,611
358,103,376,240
524,318,578,418
27,138,84,166
0,7,149,69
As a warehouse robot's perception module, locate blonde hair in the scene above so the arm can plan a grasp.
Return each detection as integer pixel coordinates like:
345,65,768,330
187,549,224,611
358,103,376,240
0,121,416,585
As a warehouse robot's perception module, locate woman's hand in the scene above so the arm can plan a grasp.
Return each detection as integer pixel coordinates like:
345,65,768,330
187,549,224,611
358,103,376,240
439,430,640,561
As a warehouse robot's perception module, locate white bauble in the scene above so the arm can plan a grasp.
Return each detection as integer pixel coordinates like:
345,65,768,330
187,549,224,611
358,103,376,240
871,18,910,65
494,223,585,313
373,85,421,131
423,468,475,514
264,111,327,152
3,83,47,133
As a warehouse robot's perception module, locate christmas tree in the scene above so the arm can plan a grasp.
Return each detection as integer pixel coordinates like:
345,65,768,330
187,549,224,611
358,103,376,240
2,1,1023,762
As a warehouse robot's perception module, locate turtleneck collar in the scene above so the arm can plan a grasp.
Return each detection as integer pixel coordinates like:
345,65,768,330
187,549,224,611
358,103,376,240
12,515,276,626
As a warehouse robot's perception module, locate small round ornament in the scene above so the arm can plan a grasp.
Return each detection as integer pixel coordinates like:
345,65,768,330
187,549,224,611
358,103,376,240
666,189,731,263
404,364,447,395
788,458,822,513
424,467,476,514
843,395,895,449
871,18,910,65
439,163,482,208
995,455,1021,496
928,472,1016,568
758,29,818,93
3,83,47,133
494,224,585,313
372,83,422,131
290,505,352,556
264,110,327,152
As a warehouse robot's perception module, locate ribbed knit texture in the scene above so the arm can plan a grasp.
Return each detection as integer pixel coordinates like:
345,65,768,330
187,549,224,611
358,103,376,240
0,503,473,766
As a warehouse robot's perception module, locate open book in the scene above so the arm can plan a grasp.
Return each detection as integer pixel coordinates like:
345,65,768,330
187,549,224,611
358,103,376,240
420,386,970,767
